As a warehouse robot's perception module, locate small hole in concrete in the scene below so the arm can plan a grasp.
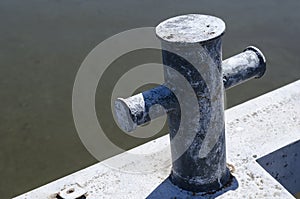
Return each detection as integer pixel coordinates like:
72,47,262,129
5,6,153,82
67,188,75,194
55,193,87,199
206,25,210,27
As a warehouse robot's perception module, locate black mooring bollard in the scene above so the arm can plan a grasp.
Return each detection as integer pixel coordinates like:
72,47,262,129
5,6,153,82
114,14,266,193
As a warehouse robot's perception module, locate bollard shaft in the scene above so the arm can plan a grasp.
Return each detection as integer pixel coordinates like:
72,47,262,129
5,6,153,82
156,14,229,192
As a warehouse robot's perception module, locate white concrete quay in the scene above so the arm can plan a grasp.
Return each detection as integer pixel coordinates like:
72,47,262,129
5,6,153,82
14,80,300,199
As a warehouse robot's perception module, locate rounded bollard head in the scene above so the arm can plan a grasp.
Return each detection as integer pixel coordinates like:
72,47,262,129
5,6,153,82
155,14,226,44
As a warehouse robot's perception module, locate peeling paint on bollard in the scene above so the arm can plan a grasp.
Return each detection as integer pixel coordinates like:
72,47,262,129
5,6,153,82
114,14,266,193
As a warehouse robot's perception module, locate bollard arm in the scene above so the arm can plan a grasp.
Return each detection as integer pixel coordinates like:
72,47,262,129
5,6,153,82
114,46,266,132
114,85,176,132
222,46,266,89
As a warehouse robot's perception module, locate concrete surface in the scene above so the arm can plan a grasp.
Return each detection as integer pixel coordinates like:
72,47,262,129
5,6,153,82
14,80,300,199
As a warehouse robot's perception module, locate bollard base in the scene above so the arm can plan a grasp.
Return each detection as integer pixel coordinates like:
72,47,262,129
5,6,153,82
169,168,231,193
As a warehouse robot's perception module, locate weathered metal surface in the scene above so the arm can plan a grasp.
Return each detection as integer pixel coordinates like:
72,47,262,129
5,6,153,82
155,14,229,192
113,14,267,192
223,46,266,89
14,80,300,198
114,85,176,132
155,14,225,44
114,46,266,132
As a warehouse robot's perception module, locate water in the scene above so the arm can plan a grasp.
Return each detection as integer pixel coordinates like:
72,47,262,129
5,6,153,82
0,0,300,198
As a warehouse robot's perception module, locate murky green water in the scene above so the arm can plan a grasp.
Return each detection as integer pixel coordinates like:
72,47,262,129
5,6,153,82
0,1,300,198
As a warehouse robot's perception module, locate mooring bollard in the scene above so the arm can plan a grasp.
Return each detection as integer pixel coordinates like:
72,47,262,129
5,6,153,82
114,14,266,192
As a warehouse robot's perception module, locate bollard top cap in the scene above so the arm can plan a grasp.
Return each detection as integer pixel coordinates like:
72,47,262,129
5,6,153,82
155,14,226,44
